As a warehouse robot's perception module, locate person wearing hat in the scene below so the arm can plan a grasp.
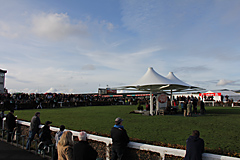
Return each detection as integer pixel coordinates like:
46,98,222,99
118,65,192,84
26,112,41,150
39,121,53,146
110,117,129,160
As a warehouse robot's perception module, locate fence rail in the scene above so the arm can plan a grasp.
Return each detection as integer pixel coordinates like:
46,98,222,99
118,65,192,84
12,120,240,160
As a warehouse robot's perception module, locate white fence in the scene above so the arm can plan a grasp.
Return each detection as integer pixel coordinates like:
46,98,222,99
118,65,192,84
14,120,240,160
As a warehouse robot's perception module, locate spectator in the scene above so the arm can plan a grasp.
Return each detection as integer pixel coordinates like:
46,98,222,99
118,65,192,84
200,101,205,115
187,100,192,117
73,131,98,160
193,97,198,114
6,110,17,142
58,131,74,160
183,101,187,117
111,117,129,160
40,121,53,146
0,110,4,129
184,130,204,160
54,125,65,160
26,112,41,150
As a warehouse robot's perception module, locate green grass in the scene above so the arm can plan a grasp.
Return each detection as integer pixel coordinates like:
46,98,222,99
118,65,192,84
14,105,240,154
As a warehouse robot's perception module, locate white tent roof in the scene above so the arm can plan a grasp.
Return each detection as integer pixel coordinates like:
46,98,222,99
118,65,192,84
166,72,191,87
116,67,203,92
131,67,173,86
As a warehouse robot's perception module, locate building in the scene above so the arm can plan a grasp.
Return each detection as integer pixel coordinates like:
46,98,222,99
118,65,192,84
0,69,7,93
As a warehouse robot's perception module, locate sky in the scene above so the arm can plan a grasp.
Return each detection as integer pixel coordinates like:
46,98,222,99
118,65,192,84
1,0,240,94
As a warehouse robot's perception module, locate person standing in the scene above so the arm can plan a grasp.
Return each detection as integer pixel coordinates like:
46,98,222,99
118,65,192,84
200,101,205,115
73,131,98,160
183,101,187,117
6,110,17,142
0,110,5,129
26,112,41,150
184,130,204,160
187,100,192,117
40,121,53,146
111,117,129,160
57,131,74,160
54,125,65,160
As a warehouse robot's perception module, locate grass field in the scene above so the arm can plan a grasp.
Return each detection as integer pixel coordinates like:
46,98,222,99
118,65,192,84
14,105,240,154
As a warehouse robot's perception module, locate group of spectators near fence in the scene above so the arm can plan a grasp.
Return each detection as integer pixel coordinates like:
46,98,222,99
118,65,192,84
3,110,131,160
3,109,205,160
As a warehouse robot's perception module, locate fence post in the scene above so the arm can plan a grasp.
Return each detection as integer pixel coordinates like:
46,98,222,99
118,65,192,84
49,144,55,160
33,139,38,154
1,129,5,140
159,151,165,160
21,135,26,149
16,133,20,147
106,143,110,160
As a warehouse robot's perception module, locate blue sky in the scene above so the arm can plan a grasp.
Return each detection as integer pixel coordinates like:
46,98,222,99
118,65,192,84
1,0,240,93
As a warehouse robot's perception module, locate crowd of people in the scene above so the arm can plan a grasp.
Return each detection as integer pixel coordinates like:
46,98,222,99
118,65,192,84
0,92,146,110
4,110,130,160
26,112,130,160
4,109,205,160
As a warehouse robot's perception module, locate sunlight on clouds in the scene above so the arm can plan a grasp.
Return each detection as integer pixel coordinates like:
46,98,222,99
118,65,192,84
31,13,88,40
217,79,235,86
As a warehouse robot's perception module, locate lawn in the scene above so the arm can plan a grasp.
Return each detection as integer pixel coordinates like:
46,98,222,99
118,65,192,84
14,105,240,155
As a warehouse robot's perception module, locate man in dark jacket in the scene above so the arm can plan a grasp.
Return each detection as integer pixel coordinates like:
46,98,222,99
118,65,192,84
73,131,98,160
40,121,52,145
111,117,129,160
6,110,17,142
184,130,204,160
26,112,41,150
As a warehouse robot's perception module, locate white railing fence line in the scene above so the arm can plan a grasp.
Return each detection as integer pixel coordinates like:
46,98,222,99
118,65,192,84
8,120,240,160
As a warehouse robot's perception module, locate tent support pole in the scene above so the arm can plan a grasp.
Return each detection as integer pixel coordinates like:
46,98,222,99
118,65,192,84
150,91,153,116
170,90,173,106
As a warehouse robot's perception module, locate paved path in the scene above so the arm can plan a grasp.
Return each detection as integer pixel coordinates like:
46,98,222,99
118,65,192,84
0,141,48,160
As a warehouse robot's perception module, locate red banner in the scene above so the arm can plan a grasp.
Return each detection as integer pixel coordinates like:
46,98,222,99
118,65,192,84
199,93,221,96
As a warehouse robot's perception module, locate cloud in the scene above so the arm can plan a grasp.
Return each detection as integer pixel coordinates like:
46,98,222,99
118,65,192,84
82,64,96,70
0,21,18,38
7,75,32,84
77,46,162,71
31,13,88,41
217,79,235,86
174,66,210,73
46,87,58,93
100,20,114,31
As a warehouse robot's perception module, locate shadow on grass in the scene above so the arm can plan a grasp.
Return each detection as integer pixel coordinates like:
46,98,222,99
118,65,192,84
206,108,240,115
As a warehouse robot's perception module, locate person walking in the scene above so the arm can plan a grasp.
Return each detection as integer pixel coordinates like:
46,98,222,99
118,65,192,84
26,112,41,150
57,131,74,160
110,117,129,160
73,131,98,160
184,130,204,160
6,110,17,142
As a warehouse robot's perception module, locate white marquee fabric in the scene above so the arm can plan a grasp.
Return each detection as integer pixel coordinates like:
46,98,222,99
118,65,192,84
118,67,201,92
166,72,191,87
115,67,203,115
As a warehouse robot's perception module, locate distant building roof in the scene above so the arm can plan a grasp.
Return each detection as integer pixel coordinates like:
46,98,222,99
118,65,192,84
0,69,7,73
